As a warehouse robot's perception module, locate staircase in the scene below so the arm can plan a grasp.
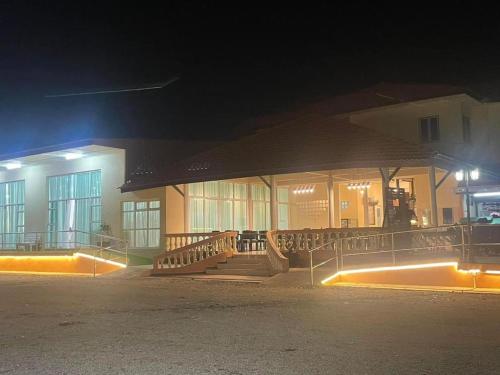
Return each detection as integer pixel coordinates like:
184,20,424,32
206,254,272,276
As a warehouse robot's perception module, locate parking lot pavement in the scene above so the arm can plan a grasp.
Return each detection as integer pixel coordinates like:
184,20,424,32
1,274,500,374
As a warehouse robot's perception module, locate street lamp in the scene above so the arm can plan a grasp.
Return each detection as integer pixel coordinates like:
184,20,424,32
455,168,480,261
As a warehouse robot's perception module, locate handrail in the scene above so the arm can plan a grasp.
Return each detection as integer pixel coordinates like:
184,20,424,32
163,232,218,251
0,229,129,268
154,231,238,271
265,231,289,275
308,224,477,286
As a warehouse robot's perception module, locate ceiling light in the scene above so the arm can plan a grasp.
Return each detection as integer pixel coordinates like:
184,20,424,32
455,170,464,182
4,162,21,170
64,152,83,160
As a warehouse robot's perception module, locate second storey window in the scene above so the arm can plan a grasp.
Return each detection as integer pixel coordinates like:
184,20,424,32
419,116,440,142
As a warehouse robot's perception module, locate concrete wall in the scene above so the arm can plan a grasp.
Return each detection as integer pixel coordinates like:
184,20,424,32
0,149,126,237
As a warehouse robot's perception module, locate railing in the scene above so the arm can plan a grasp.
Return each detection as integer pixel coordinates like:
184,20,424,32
0,230,129,269
266,231,289,274
154,231,238,271
308,224,500,285
164,232,218,251
273,228,383,253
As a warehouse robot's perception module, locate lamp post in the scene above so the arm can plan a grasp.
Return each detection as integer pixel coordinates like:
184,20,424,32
455,168,480,261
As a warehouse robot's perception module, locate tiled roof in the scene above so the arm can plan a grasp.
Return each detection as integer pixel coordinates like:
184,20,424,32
122,116,442,190
239,82,472,134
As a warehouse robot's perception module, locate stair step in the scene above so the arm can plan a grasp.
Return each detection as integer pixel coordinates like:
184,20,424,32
206,268,271,276
217,262,269,270
228,256,268,264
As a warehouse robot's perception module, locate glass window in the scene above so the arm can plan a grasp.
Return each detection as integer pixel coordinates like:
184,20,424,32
121,200,161,248
419,116,440,142
252,184,270,231
187,181,248,232
443,208,453,225
277,187,289,230
0,180,25,249
47,171,101,248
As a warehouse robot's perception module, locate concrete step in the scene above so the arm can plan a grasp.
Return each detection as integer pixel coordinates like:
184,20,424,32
228,255,268,264
217,262,269,270
206,268,272,277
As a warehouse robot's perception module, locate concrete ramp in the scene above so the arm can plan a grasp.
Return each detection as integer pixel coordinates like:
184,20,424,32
322,261,500,292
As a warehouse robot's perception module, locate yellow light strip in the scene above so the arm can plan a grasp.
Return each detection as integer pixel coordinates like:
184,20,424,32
0,255,75,260
321,261,459,285
74,252,127,268
458,268,481,274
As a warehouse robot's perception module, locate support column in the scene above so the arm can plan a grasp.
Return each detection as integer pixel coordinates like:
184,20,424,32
380,168,390,228
429,166,438,227
363,188,369,227
270,175,278,230
327,173,335,228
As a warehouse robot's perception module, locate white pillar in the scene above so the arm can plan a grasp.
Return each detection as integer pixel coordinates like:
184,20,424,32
380,168,390,228
327,174,335,228
429,166,438,226
270,175,278,230
363,188,369,227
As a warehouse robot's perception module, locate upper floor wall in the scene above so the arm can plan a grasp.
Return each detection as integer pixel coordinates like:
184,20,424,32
341,94,500,166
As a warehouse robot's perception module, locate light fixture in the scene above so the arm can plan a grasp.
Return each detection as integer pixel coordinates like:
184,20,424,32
63,152,83,160
322,261,459,285
455,170,464,182
292,184,316,195
473,192,500,198
347,182,371,190
4,161,22,170
470,168,480,181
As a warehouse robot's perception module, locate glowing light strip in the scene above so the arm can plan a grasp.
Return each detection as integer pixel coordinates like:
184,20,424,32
473,192,500,198
485,270,500,275
321,262,459,285
458,268,481,274
0,255,75,260
74,252,127,268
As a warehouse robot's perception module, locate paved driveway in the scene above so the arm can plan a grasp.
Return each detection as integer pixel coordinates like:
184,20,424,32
1,274,499,374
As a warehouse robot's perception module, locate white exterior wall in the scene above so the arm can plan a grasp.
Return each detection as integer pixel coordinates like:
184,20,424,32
0,149,126,237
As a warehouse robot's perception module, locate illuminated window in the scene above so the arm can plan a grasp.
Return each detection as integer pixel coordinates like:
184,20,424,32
122,201,160,248
419,116,440,142
188,181,248,232
0,180,25,249
48,171,101,248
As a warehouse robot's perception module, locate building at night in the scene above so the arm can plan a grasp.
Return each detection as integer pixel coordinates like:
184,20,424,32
1,83,499,271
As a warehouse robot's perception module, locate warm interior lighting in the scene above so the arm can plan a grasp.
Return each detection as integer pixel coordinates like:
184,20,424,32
292,184,315,195
347,182,371,190
485,270,500,275
321,262,459,285
455,170,464,181
473,192,500,198
4,161,22,170
470,168,480,181
64,152,83,160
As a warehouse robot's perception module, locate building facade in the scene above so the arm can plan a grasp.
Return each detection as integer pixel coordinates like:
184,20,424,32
1,83,499,254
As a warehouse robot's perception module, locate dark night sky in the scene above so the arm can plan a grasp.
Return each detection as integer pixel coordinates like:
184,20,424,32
2,3,500,153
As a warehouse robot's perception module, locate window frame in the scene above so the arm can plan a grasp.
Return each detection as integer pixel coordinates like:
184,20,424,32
121,199,161,249
419,116,440,143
